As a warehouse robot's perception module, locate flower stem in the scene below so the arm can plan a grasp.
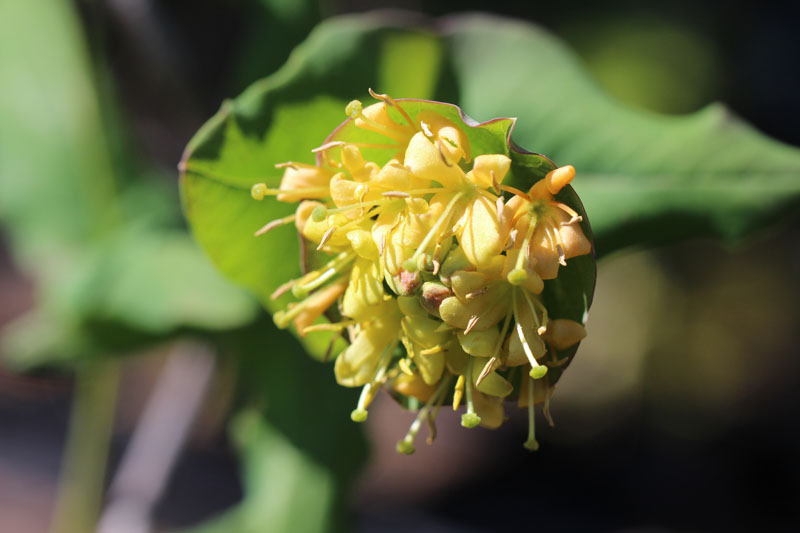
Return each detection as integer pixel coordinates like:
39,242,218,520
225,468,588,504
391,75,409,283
51,359,120,533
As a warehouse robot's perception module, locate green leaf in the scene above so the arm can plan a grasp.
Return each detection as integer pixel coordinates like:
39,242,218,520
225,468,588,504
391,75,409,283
442,14,800,254
188,412,337,533
0,0,260,365
189,315,367,533
0,0,119,258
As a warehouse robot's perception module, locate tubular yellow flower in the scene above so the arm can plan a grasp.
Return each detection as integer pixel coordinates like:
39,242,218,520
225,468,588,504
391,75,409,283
249,91,595,452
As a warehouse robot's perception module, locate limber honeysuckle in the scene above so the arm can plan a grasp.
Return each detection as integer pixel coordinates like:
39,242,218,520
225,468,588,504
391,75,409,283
251,90,594,453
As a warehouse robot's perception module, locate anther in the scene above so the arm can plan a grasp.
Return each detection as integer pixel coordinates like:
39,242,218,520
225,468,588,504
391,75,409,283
476,356,497,386
382,191,411,198
465,289,487,300
464,315,480,335
398,358,414,376
420,120,433,137
317,226,337,250
452,375,465,410
556,243,567,266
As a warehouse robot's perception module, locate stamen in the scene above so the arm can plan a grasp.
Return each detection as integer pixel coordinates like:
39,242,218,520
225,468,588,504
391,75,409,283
419,345,444,355
293,252,355,297
432,243,443,276
452,375,465,410
420,120,433,137
368,88,416,128
316,197,394,219
404,191,465,271
543,383,555,428
398,358,414,376
512,290,548,380
465,289,486,300
550,201,583,225
302,320,357,334
495,195,505,225
464,315,480,335
270,280,295,300
396,375,453,454
499,184,530,201
523,376,540,451
312,140,401,153
254,214,295,236
382,191,410,198
476,357,497,385
426,383,449,445
346,98,409,142
476,307,513,386
251,183,329,200
317,226,337,250
461,357,482,428
491,170,500,194
351,342,396,422
508,213,538,285
394,187,446,196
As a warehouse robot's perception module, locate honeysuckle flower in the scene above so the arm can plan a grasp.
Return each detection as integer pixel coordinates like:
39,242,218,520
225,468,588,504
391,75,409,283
248,91,595,453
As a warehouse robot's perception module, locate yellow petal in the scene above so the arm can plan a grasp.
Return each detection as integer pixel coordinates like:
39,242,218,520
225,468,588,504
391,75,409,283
472,391,505,429
401,315,450,349
346,229,379,260
334,313,398,387
375,158,430,190
466,154,511,189
506,298,546,366
438,282,510,331
459,194,506,269
517,374,553,407
292,280,348,336
414,110,472,164
542,319,587,350
450,270,486,301
404,132,465,189
277,163,333,202
457,328,499,358
393,373,437,402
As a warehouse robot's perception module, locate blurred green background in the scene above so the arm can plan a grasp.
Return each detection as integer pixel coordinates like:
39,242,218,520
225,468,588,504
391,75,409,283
0,0,798,531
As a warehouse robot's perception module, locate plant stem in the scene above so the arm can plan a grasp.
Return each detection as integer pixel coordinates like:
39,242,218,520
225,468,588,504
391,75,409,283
51,359,120,533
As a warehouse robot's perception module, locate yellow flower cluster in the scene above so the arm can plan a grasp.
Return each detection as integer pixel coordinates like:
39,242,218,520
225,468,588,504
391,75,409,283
250,91,592,453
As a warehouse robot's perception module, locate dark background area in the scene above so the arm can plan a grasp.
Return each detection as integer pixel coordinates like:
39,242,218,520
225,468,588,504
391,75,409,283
1,0,799,531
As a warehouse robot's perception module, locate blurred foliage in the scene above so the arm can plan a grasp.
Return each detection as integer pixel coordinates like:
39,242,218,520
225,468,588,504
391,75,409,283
0,1,363,531
0,0,258,368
